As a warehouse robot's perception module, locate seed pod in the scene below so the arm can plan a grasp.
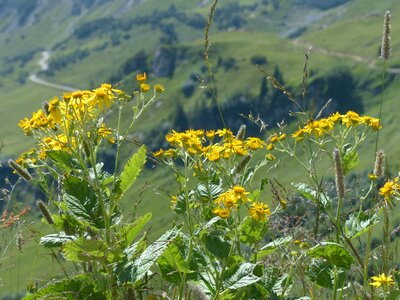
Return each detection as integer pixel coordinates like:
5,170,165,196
8,159,32,182
380,11,391,60
373,149,385,178
16,231,23,251
333,148,345,199
36,200,54,225
235,125,246,141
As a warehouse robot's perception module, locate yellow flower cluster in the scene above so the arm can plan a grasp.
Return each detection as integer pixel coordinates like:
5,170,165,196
379,177,400,201
17,84,125,162
212,186,271,222
292,111,381,141
19,84,120,136
154,128,278,162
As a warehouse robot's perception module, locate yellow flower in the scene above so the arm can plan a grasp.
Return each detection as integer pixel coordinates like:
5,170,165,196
266,154,276,161
328,112,341,123
249,202,271,222
136,72,147,83
269,134,279,143
97,123,115,143
153,149,164,158
216,128,233,139
291,128,305,141
170,196,178,209
140,83,150,93
154,84,165,93
232,186,249,203
370,273,395,288
212,207,230,218
379,177,400,201
18,117,33,135
206,130,215,140
245,137,265,150
341,111,361,128
48,97,62,124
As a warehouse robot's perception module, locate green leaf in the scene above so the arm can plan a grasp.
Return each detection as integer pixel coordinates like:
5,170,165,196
341,144,359,175
131,226,180,283
196,182,224,202
195,216,221,236
116,145,146,199
46,150,74,171
23,274,106,300
345,211,378,240
225,263,261,290
272,274,292,297
306,260,346,289
63,176,103,227
292,183,331,208
40,233,76,248
240,217,268,245
256,237,292,259
307,242,354,269
63,237,109,263
120,212,152,246
202,231,231,259
158,243,192,284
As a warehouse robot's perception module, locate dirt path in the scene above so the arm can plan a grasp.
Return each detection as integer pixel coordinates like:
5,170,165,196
29,51,77,92
293,39,400,74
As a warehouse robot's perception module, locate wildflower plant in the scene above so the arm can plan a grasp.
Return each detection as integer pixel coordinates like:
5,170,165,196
10,76,175,299
152,127,286,299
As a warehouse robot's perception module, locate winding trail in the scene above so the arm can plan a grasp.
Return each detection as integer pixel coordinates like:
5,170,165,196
28,51,77,92
293,39,400,74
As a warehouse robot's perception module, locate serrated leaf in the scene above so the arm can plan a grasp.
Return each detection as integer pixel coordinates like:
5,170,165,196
306,260,345,289
195,216,221,236
40,233,76,248
117,145,146,199
257,236,292,259
46,150,74,171
63,176,103,227
158,243,192,284
272,274,292,297
307,242,354,269
345,211,378,240
23,274,105,300
240,217,268,245
63,238,109,263
131,226,180,283
225,263,261,290
342,144,359,175
197,182,224,201
120,212,152,246
292,183,331,208
202,231,231,259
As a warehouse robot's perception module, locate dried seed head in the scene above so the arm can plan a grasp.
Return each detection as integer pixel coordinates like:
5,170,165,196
8,159,32,182
380,11,391,60
187,282,210,300
36,200,54,225
373,149,385,178
333,148,345,199
235,154,252,174
42,101,50,116
236,124,246,141
16,231,23,251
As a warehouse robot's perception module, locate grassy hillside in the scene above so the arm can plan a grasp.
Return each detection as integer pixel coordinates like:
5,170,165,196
1,0,400,296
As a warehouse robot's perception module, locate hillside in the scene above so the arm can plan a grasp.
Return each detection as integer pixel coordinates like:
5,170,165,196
1,0,400,296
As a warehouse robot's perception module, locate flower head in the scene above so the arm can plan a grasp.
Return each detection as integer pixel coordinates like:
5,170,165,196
249,202,271,222
370,273,395,288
